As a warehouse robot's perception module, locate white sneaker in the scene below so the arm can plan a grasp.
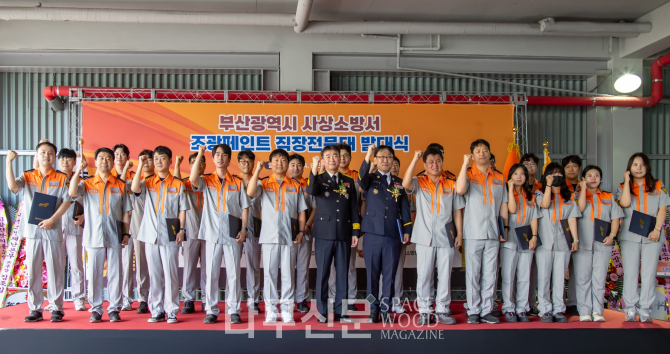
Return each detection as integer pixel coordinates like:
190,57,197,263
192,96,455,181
579,314,592,322
281,311,295,323
639,314,653,323
392,306,406,314
74,298,87,311
265,312,278,324
121,299,133,311
592,313,606,322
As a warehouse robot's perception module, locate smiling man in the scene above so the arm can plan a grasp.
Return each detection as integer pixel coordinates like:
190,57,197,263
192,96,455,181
69,148,133,323
6,141,73,323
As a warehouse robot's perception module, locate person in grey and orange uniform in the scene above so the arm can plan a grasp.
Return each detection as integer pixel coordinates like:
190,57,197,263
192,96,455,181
68,147,133,323
189,144,250,325
403,147,463,325
615,153,669,323
131,146,189,324
455,139,509,325
502,164,540,323
535,162,580,323
562,155,583,317
6,141,73,323
574,165,623,322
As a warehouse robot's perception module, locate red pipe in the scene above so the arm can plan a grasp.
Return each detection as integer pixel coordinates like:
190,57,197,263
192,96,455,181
41,53,669,107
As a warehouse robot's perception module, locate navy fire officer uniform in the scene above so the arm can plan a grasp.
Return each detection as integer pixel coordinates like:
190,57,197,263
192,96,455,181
359,159,412,321
306,170,360,318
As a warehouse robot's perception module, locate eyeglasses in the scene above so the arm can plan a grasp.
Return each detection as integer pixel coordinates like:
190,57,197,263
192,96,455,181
376,155,394,160
238,160,253,165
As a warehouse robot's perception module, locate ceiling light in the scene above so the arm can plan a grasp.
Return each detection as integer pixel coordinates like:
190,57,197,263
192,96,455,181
614,73,642,93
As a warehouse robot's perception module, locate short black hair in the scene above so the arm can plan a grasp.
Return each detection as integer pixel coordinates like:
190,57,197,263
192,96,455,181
520,153,539,165
139,149,153,159
581,165,603,189
321,144,340,157
112,144,129,156
427,143,444,153
337,143,352,155
392,156,400,166
95,147,114,159
36,141,58,155
269,148,289,162
288,154,305,166
374,145,395,157
211,144,232,158
238,149,255,161
423,147,443,163
57,148,76,160
561,155,582,168
153,146,172,159
188,152,200,164
469,139,491,154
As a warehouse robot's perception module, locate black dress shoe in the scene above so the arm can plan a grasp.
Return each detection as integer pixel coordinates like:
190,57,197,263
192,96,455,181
491,309,503,317
297,300,310,313
109,311,121,322
50,311,64,322
317,313,328,323
89,312,102,323
181,301,195,314
367,312,380,323
24,311,43,322
253,303,262,314
566,306,579,317
230,314,242,324
137,301,149,314
203,314,218,324
528,306,540,316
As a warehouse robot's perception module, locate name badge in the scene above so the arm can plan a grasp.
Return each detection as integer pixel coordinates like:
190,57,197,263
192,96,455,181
227,185,238,191
420,187,430,193
167,187,177,193
265,188,275,192
148,187,156,192
285,186,297,192
208,186,217,191
602,199,611,205
527,201,535,207
648,190,659,196
344,183,351,187
442,188,452,194
110,188,121,194
470,180,479,185
493,179,502,185
88,189,99,193
49,181,59,187
28,181,38,187
394,183,402,188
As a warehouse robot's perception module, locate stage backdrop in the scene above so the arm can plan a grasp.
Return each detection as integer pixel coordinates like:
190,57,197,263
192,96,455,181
82,102,514,269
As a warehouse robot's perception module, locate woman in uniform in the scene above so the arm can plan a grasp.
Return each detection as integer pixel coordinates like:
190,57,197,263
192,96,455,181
535,162,581,323
574,165,623,322
502,164,540,323
615,153,669,323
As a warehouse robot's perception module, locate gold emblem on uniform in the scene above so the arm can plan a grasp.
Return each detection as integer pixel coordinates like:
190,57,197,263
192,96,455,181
373,189,379,195
388,186,402,202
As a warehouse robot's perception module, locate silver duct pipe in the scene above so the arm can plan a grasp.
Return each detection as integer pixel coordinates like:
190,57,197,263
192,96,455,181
294,0,314,33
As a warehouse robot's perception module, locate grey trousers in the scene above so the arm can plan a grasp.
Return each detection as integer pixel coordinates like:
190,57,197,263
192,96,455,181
295,234,313,302
262,243,298,314
87,247,122,315
146,243,180,317
121,238,149,303
205,241,242,316
181,238,207,303
464,239,499,316
26,238,64,313
62,234,85,300
620,240,662,316
243,236,261,305
500,247,534,314
535,246,571,316
416,244,453,314
572,246,612,315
